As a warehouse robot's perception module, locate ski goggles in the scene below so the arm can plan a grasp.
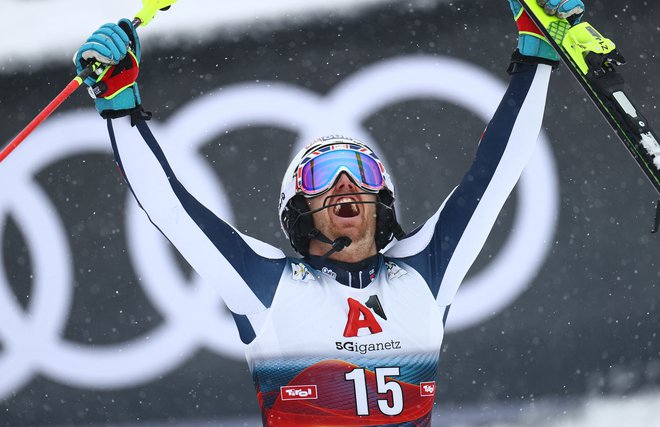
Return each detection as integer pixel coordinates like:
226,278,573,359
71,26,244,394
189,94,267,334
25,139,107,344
296,147,386,196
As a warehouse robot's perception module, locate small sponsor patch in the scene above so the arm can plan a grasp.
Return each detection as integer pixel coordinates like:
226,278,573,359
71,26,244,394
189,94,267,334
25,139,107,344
385,261,407,280
292,263,315,282
420,381,436,397
321,267,337,279
280,385,318,401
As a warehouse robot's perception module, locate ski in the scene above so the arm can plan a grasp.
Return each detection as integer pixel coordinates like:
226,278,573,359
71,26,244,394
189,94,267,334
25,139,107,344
519,0,660,201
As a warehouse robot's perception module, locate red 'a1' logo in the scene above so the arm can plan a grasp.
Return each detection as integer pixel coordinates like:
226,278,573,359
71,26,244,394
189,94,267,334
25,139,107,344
343,297,383,337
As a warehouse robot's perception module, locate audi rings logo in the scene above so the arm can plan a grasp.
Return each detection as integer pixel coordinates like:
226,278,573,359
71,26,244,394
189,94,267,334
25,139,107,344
0,56,558,398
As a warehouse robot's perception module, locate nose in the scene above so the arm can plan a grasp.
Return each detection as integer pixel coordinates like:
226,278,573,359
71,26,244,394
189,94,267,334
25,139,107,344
333,172,358,192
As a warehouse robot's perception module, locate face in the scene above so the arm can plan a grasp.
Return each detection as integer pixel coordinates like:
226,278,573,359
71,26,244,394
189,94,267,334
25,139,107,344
306,173,378,259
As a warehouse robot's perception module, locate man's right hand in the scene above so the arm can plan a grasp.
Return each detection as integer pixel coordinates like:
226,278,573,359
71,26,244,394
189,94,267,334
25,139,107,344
74,19,144,119
508,0,585,62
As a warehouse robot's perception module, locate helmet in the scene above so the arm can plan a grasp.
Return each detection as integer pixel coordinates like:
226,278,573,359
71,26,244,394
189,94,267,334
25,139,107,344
278,135,404,256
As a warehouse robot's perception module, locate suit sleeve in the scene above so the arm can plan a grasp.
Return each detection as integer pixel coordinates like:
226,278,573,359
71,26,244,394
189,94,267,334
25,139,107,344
384,62,552,307
107,116,287,315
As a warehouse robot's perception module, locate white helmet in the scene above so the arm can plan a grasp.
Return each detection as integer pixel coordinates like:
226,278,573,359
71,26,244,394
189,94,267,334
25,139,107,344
278,135,403,256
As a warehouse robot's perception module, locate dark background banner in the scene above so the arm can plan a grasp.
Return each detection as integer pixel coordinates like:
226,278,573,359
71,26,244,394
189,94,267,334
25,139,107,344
1,1,659,425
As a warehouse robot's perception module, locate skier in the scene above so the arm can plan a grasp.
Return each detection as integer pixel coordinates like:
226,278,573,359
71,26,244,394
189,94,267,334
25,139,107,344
74,0,584,425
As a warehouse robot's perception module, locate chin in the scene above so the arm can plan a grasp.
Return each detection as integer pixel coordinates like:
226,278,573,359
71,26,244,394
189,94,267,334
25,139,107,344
334,223,374,243
329,217,364,234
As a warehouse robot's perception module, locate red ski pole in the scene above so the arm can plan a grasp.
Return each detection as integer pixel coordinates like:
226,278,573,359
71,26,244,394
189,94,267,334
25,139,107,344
0,67,97,162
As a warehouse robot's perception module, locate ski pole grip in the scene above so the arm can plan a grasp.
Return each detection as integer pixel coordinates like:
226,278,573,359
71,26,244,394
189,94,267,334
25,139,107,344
134,0,178,27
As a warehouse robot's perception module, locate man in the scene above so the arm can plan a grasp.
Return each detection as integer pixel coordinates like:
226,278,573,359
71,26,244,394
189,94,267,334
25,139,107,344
75,0,584,424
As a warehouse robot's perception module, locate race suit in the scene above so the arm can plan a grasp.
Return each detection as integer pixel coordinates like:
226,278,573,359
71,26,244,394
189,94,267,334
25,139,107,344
106,62,552,426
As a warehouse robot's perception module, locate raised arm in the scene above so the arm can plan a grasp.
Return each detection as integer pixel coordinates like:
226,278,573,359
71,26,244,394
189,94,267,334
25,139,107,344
385,0,584,307
73,20,288,315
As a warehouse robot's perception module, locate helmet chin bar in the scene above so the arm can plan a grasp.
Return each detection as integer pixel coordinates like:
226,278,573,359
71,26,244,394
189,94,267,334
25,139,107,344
307,229,352,259
301,191,392,259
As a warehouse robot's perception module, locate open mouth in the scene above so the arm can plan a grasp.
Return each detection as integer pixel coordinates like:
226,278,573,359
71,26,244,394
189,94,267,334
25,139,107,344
332,197,360,218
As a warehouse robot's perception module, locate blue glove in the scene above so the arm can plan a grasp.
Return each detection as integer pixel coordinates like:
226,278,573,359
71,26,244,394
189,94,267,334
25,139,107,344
537,0,584,21
74,19,143,119
508,0,585,62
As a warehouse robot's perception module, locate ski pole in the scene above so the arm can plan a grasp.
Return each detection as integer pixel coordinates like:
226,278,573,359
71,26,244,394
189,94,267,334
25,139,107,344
0,0,179,163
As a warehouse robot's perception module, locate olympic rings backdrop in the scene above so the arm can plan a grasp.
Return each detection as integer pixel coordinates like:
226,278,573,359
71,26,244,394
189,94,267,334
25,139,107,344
1,1,659,425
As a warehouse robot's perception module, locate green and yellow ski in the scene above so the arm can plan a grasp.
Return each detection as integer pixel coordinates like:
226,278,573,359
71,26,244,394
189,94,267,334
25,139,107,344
520,0,660,205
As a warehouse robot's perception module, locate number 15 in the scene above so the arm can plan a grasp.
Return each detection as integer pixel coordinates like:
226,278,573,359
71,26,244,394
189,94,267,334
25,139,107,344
344,367,403,416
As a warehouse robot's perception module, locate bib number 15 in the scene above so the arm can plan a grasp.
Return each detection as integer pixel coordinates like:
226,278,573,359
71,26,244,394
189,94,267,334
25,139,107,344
344,367,403,416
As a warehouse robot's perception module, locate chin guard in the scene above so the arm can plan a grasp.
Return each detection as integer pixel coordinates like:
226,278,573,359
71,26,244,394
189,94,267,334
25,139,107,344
307,229,352,259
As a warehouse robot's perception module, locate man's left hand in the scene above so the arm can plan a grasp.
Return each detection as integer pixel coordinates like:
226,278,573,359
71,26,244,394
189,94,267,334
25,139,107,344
537,0,584,22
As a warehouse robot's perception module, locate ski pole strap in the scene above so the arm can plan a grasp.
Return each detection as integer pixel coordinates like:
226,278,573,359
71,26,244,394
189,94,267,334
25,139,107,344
508,51,559,74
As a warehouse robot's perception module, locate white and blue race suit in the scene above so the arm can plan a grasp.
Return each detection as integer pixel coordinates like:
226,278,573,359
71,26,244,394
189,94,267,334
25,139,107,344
106,62,552,426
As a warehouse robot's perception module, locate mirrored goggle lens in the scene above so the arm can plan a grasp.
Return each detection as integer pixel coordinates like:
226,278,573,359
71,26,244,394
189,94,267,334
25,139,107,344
300,149,384,194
